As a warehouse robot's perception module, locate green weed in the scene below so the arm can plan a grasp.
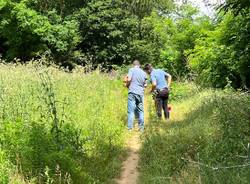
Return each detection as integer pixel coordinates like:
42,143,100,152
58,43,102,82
139,84,250,184
0,63,127,183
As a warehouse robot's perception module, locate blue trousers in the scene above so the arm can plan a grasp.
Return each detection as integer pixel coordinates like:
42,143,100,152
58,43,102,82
127,93,144,130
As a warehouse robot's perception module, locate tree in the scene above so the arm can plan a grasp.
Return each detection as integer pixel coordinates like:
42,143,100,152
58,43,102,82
76,0,138,66
221,0,250,14
26,0,90,16
153,4,214,79
188,11,250,88
0,0,80,62
125,0,174,39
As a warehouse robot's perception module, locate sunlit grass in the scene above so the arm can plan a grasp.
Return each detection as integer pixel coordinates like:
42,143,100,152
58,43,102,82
139,84,250,184
0,63,127,183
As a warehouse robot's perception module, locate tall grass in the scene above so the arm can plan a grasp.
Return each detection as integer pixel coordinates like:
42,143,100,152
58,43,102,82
0,63,127,183
139,83,250,184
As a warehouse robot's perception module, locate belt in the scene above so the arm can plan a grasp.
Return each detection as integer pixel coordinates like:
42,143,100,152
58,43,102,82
157,87,168,91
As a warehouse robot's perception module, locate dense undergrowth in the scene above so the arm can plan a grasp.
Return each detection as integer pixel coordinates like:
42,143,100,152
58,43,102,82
0,63,127,184
140,84,250,184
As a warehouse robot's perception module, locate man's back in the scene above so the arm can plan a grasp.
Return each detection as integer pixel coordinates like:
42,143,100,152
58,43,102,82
128,67,147,96
150,69,169,90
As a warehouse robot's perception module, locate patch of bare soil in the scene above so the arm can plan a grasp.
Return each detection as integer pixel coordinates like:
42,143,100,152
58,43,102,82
115,133,141,184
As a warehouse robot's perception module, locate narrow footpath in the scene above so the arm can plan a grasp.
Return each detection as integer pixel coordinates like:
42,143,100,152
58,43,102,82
115,99,149,184
115,133,141,184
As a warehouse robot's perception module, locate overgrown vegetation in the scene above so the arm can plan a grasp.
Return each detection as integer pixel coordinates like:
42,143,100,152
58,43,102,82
1,0,249,89
0,0,174,66
0,63,127,183
0,0,249,183
139,83,250,183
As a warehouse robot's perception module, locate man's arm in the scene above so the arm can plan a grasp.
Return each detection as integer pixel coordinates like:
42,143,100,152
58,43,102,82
151,81,157,93
124,69,132,88
150,74,157,93
143,77,148,88
127,75,132,82
123,75,130,88
166,73,172,88
126,75,132,88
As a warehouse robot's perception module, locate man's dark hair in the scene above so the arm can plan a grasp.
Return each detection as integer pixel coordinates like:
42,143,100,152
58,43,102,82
144,63,152,71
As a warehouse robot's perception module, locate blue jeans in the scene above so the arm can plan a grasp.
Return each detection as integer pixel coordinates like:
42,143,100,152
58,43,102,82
127,93,144,130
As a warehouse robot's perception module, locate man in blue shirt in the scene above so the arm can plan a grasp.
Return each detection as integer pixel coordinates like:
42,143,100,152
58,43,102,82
144,64,172,119
124,60,147,131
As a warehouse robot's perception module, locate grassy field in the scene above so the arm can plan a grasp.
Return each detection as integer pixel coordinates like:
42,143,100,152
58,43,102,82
1,63,249,184
139,84,250,184
0,63,128,184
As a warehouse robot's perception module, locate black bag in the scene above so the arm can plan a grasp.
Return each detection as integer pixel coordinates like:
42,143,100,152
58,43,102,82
157,88,169,98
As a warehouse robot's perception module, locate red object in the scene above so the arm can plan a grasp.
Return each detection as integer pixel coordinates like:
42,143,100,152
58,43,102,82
168,106,172,111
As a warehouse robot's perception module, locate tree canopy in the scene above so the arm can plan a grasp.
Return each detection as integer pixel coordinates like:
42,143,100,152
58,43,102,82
0,0,249,89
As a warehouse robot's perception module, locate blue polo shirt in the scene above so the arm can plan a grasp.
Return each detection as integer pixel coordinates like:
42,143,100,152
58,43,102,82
150,69,169,90
128,67,147,96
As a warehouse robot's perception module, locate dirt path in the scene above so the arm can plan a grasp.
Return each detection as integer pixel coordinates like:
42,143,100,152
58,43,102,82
115,99,149,184
115,133,141,184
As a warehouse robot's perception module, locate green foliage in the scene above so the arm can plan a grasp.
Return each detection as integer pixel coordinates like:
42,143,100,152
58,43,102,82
188,11,250,88
26,0,89,16
156,4,214,79
0,0,176,67
0,0,80,62
125,0,174,20
0,63,127,183
73,0,174,67
75,0,138,66
139,86,250,184
169,81,200,102
222,0,250,14
0,0,249,90
0,150,12,184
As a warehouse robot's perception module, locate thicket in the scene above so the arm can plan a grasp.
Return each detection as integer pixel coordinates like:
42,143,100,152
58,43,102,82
188,9,250,89
1,0,249,89
0,0,173,67
0,62,127,183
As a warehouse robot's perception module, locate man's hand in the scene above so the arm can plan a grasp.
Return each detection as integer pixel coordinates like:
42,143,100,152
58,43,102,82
151,81,156,93
123,74,132,88
123,75,130,88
